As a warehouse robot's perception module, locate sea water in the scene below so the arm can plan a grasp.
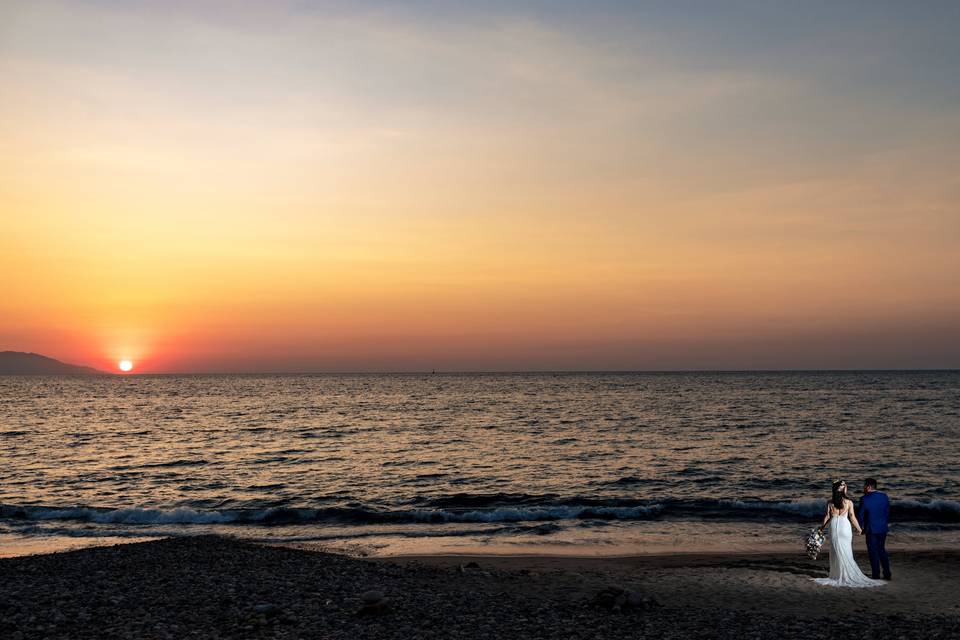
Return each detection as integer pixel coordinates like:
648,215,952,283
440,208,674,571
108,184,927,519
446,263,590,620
2,372,958,557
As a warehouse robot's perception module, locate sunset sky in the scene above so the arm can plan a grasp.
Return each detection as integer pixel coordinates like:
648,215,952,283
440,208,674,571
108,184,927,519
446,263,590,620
2,1,958,373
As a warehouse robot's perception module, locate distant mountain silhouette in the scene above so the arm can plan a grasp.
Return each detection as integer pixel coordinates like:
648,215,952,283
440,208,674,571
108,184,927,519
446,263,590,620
0,351,106,375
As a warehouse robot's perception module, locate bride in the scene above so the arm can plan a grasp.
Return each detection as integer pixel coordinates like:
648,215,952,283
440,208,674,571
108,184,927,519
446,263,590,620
813,480,885,588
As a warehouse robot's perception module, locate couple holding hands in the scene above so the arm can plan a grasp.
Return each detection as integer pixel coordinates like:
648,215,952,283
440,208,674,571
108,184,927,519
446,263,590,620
813,477,891,588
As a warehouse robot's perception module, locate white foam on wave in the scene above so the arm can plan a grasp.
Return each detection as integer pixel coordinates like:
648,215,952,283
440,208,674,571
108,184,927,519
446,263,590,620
32,507,238,524
718,499,826,517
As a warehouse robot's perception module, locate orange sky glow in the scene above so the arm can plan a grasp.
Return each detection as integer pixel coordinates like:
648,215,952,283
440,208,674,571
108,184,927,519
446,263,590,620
2,2,958,372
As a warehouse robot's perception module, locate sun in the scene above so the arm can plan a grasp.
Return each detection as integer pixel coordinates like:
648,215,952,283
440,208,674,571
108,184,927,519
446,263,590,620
118,359,134,372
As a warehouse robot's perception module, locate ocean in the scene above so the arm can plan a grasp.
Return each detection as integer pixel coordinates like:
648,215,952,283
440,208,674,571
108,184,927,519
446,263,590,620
2,371,958,557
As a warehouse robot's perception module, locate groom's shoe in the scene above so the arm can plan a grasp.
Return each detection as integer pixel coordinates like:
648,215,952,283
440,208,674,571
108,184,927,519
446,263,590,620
883,575,892,581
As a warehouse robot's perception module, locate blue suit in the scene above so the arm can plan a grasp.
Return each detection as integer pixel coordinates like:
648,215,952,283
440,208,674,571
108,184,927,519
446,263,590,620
858,491,891,579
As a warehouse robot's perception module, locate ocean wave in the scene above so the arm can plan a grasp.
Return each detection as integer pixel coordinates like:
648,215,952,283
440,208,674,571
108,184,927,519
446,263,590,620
3,498,957,526
0,519,566,544
602,476,657,486
889,499,960,522
3,506,236,524
0,502,656,526
419,493,554,509
141,459,210,469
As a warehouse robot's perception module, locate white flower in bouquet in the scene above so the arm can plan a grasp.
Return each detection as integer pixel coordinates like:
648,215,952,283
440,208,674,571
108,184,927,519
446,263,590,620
805,528,825,560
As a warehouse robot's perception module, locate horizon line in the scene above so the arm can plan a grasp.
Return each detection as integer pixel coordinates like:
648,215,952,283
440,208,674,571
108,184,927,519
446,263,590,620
110,367,960,376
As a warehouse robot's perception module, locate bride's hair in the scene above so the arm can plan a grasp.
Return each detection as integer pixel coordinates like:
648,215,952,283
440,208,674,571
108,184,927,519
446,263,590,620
831,480,849,509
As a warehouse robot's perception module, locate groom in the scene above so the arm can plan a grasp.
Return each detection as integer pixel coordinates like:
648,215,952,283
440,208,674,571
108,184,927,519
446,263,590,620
858,477,892,580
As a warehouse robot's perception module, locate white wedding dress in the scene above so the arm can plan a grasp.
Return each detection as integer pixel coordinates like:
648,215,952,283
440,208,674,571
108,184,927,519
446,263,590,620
813,512,885,588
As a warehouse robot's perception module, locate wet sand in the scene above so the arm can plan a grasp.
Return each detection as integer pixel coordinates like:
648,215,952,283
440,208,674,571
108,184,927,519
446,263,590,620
2,536,958,639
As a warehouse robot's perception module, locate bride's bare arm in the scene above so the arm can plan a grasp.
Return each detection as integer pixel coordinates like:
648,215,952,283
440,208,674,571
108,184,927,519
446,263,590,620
847,500,863,535
819,501,831,531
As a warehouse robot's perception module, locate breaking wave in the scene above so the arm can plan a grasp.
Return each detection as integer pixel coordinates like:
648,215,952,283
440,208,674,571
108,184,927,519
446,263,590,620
3,497,957,527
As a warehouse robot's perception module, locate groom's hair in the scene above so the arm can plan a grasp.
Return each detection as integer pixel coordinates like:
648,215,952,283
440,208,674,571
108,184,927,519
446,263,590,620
864,478,878,490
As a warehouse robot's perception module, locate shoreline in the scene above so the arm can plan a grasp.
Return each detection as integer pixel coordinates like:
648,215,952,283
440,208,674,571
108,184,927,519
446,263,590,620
5,527,960,561
2,536,959,639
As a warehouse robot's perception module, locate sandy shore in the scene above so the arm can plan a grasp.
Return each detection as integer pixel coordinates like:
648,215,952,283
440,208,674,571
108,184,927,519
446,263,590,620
2,536,958,639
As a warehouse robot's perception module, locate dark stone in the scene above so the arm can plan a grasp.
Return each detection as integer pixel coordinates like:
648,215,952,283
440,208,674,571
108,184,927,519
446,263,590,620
592,587,659,612
357,601,389,616
252,604,281,618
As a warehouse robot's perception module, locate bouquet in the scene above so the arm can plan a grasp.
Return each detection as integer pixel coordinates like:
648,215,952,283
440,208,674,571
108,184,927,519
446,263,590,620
805,528,825,560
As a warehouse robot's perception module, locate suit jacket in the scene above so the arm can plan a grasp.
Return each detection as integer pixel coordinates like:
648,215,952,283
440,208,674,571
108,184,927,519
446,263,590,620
858,491,890,535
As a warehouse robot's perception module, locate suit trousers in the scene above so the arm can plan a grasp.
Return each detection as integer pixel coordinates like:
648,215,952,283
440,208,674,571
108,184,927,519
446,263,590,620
864,533,891,578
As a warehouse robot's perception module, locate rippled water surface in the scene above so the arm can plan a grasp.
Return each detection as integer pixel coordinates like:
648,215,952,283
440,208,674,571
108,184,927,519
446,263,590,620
2,372,958,556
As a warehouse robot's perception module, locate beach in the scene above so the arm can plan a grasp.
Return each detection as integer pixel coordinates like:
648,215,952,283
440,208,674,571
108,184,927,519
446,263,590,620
2,536,959,639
